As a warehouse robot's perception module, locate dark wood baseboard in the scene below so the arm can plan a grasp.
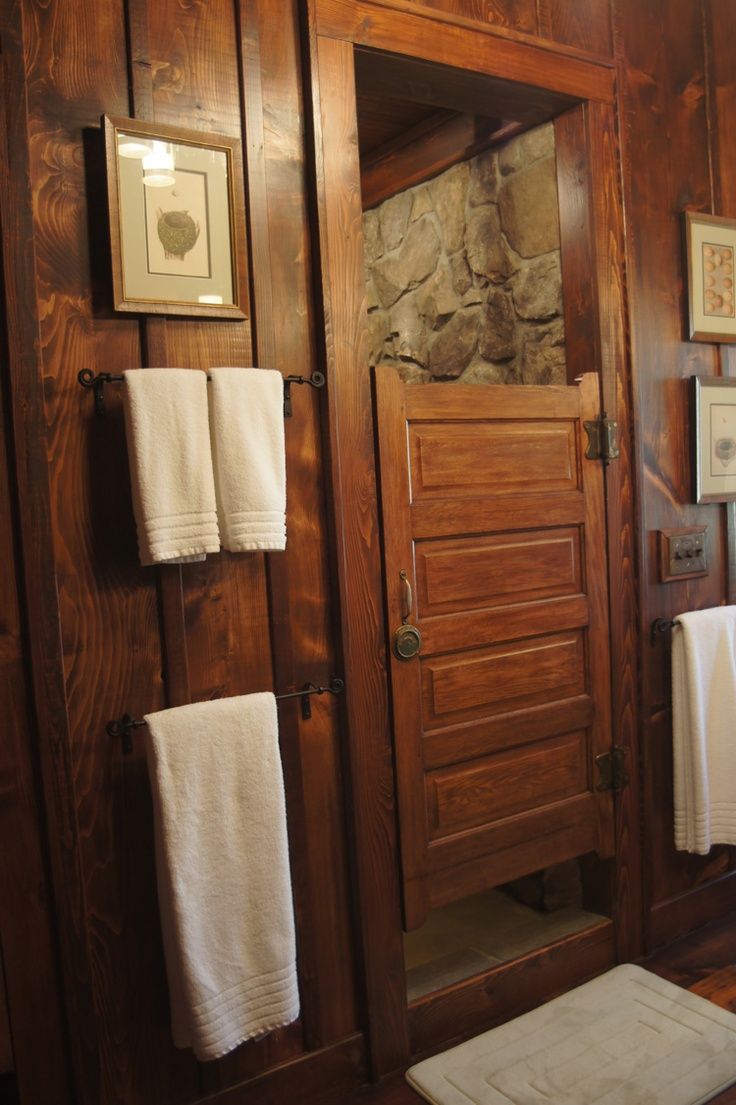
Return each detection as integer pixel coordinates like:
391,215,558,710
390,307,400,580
648,871,736,951
200,1035,366,1105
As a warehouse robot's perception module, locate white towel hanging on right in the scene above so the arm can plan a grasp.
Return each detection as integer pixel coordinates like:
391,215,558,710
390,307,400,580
672,605,736,853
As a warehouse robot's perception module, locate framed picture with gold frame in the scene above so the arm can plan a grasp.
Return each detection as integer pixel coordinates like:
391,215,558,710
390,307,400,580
691,375,736,503
684,211,736,342
103,115,248,319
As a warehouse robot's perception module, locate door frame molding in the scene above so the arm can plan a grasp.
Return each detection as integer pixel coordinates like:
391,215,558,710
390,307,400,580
305,0,640,1077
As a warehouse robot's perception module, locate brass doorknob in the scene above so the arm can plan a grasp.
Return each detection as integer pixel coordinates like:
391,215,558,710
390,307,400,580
393,623,422,660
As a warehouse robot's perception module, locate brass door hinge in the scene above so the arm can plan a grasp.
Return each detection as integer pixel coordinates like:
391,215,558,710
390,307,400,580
584,413,619,464
595,746,628,793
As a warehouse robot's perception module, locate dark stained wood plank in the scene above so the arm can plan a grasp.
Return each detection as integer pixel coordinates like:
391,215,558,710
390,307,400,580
411,0,537,37
584,98,643,961
705,0,736,604
0,292,72,1101
0,2,131,1101
307,23,411,1076
198,1036,366,1105
322,1,616,106
537,0,613,58
554,105,599,385
361,112,507,210
357,93,448,160
238,0,360,1051
352,46,595,131
614,0,728,939
644,709,731,919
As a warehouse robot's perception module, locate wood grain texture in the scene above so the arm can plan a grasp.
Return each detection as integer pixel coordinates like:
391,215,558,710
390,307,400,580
537,0,613,58
23,0,187,1097
411,0,538,37
308,25,411,1075
0,285,72,1102
0,2,105,1101
318,1,616,105
223,0,360,1074
360,112,501,210
614,0,729,943
581,96,643,956
554,106,599,385
705,0,736,605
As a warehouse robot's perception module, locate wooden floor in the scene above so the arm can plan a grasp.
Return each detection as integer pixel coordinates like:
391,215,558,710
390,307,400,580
344,909,736,1105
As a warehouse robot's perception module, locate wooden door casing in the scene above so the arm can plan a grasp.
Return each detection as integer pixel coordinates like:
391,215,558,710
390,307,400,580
374,368,614,929
308,0,638,1075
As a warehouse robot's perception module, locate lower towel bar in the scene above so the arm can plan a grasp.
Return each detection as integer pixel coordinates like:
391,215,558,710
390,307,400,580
107,677,345,753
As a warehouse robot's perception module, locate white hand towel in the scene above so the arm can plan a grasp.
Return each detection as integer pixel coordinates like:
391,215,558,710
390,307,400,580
208,368,286,551
144,693,299,1061
123,368,220,566
672,605,736,854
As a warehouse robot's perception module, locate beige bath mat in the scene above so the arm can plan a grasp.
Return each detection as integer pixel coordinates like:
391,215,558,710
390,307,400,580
406,964,736,1105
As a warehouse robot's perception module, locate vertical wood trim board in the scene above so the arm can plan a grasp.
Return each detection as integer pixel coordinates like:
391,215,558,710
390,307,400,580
307,22,412,1077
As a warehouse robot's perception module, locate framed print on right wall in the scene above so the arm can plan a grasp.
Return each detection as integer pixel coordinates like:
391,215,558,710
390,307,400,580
691,375,736,503
684,211,736,341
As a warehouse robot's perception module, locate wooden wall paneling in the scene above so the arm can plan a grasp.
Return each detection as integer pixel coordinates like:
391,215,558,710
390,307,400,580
361,112,499,210
537,0,613,59
614,0,729,940
20,0,193,1096
705,0,736,606
124,0,307,1095
197,1036,366,1105
645,709,730,912
0,1,117,1101
554,105,600,386
410,0,538,37
306,19,411,1077
318,2,616,107
584,97,643,960
236,0,360,1053
0,250,71,1101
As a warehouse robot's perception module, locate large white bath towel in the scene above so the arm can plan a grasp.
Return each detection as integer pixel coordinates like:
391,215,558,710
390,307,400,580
123,369,220,565
144,693,299,1061
672,605,736,854
208,368,287,551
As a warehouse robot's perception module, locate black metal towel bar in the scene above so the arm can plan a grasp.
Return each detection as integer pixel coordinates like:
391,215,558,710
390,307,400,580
650,617,678,645
78,368,326,418
107,677,345,753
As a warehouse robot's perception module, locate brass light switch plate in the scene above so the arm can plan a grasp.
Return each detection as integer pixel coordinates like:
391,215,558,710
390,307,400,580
658,526,708,582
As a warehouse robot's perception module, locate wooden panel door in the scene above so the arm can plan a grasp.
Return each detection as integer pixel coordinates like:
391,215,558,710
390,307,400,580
375,367,614,929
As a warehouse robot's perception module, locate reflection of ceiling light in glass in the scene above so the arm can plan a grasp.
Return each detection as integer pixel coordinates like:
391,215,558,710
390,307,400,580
142,141,175,187
117,135,151,159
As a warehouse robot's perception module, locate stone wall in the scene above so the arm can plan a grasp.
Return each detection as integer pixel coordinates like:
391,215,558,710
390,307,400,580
364,123,566,385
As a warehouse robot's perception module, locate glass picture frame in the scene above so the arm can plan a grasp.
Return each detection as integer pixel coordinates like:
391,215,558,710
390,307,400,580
684,211,736,342
691,375,736,503
103,114,248,319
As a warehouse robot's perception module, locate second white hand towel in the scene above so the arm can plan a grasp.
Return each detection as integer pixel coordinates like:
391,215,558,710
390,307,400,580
208,368,287,551
144,693,299,1061
673,605,736,853
123,368,220,565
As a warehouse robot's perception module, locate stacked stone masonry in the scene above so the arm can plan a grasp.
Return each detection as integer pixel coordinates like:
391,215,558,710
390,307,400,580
364,123,567,385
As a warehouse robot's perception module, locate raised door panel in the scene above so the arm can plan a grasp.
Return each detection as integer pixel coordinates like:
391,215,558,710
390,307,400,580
375,366,613,929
